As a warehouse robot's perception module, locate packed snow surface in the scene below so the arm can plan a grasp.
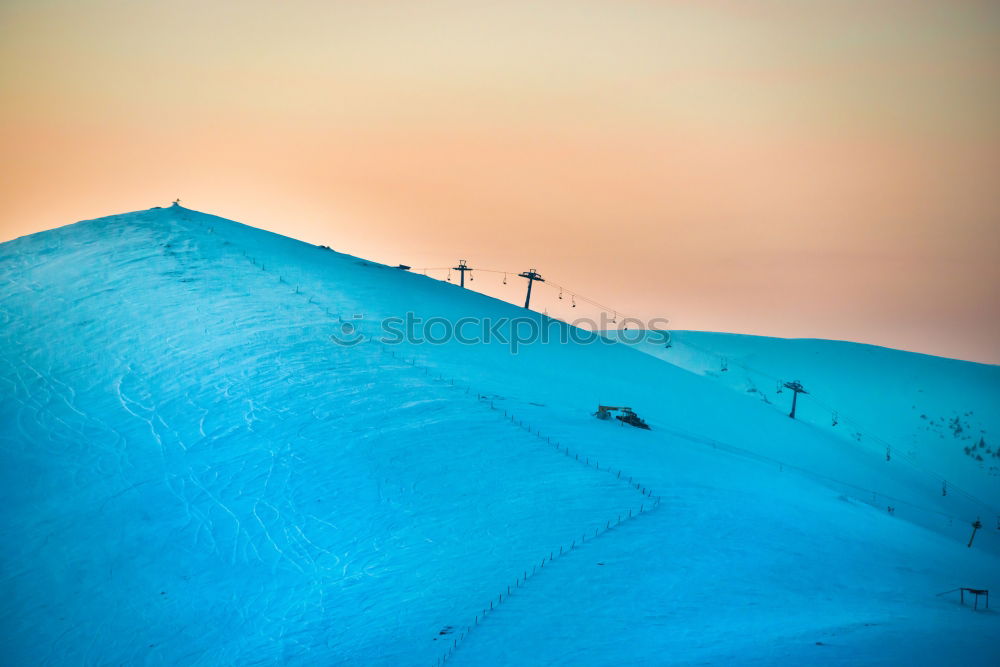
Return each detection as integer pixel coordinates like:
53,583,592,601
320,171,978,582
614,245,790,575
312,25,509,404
1,205,997,665
619,330,1000,503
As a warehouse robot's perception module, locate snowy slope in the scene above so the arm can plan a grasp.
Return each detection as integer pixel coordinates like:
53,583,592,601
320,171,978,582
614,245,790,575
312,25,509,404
1,205,998,666
614,331,1000,508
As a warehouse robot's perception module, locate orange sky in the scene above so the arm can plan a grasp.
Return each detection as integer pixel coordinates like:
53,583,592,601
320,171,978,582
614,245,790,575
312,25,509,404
1,1,998,362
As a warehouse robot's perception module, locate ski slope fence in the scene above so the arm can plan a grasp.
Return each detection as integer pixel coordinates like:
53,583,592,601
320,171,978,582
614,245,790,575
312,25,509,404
207,222,662,666
196,214,994,665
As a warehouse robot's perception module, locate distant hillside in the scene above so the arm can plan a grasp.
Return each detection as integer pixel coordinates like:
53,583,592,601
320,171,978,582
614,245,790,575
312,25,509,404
615,330,1000,500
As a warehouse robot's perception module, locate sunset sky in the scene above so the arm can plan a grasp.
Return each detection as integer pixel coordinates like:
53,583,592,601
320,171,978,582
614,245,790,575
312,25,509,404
1,1,998,362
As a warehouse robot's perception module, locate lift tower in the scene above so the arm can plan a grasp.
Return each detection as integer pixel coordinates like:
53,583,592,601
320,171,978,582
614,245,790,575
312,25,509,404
518,269,544,309
782,381,808,419
452,260,473,288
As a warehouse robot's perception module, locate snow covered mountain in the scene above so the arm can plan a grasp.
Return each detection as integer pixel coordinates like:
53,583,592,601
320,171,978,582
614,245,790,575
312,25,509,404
1,205,997,665
612,331,1000,505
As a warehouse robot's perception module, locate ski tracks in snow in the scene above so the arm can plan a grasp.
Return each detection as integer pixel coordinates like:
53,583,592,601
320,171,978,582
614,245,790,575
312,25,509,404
212,226,668,665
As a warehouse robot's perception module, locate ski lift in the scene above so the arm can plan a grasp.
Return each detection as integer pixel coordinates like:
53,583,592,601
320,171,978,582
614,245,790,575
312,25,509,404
832,411,839,427
611,311,617,324
446,269,452,282
503,273,507,285
776,380,783,394
886,446,891,462
942,481,948,496
720,357,728,372
558,288,563,300
571,295,577,308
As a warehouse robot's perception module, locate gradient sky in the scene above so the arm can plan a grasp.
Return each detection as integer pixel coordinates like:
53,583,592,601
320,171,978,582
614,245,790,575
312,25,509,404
2,1,998,362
